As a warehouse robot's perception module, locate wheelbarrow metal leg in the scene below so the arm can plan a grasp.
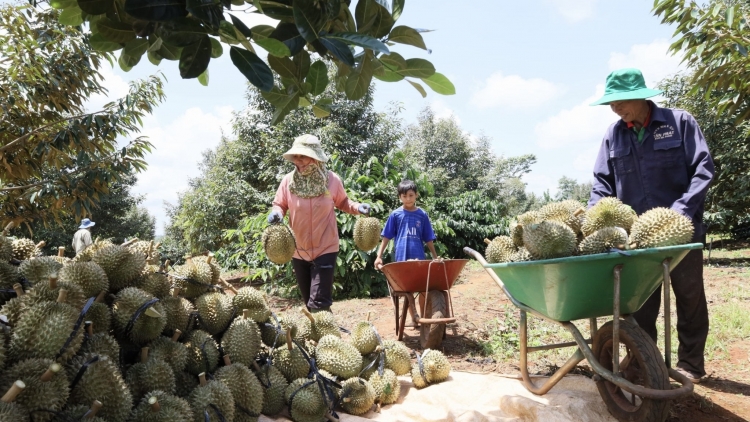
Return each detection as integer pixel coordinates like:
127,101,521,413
612,264,623,375
399,294,410,341
392,295,400,338
662,258,672,368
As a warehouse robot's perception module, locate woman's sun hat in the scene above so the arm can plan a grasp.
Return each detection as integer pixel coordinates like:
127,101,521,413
590,68,663,106
79,218,95,229
283,134,329,163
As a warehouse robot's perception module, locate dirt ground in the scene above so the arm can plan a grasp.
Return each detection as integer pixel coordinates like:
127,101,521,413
257,254,750,422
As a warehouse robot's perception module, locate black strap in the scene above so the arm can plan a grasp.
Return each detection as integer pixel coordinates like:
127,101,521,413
123,297,160,337
608,247,632,256
291,338,340,418
200,337,214,375
415,350,428,385
206,404,228,422
70,355,100,391
56,296,95,359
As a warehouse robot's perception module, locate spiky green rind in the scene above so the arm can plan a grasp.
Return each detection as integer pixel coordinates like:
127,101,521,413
0,261,21,302
509,247,532,262
630,207,695,249
191,256,221,284
522,221,577,259
0,235,13,261
382,340,411,376
194,292,235,335
260,314,298,348
188,379,235,422
10,301,82,361
130,390,193,422
369,369,400,405
139,272,170,299
410,349,451,389
12,238,38,260
127,240,161,266
538,200,585,233
19,257,62,285
0,358,69,421
485,235,516,263
0,330,5,370
126,358,176,400
0,296,24,327
0,402,27,422
315,334,362,379
284,378,327,422
232,287,271,323
340,377,376,415
350,321,379,355
221,316,262,368
79,333,120,360
215,364,264,422
67,354,133,422
26,277,87,309
579,227,629,255
85,301,112,334
174,371,199,399
58,261,108,298
511,211,542,247
161,295,195,336
309,310,340,341
262,225,296,265
271,343,311,382
51,405,107,422
112,287,167,344
254,364,288,416
184,330,220,376
354,217,382,251
148,336,188,373
582,197,636,236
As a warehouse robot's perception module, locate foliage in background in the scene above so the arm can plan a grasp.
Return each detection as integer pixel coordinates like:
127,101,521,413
0,5,164,227
48,0,454,124
654,0,750,121
555,176,592,203
659,74,750,233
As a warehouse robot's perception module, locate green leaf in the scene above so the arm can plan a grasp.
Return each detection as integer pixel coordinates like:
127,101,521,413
271,92,300,125
230,46,274,92
148,36,163,52
158,42,182,60
325,32,389,54
392,0,404,21
77,0,113,15
59,6,84,25
421,72,455,95
251,24,275,38
268,55,298,79
726,6,735,27
187,0,223,30
229,14,253,38
379,52,406,70
298,96,311,107
209,37,223,58
292,0,322,44
89,33,122,52
118,52,136,71
407,79,426,97
293,50,311,79
388,25,426,49
198,68,209,86
345,52,373,100
96,18,137,43
51,0,77,9
397,58,435,78
147,50,163,65
307,60,329,96
319,37,354,66
371,5,395,38
124,0,188,21
179,35,212,79
261,87,288,106
373,65,403,82
123,37,149,59
255,37,291,57
312,103,331,118
157,18,207,47
219,20,240,44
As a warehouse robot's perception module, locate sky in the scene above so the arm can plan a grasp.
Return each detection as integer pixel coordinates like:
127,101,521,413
83,0,685,235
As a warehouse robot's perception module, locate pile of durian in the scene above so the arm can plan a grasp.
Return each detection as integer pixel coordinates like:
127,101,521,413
485,198,695,263
0,233,450,422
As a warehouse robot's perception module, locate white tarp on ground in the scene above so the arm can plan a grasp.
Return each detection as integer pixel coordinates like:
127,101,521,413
259,371,617,422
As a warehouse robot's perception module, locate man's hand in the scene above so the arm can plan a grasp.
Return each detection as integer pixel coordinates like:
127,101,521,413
267,210,283,224
358,203,371,215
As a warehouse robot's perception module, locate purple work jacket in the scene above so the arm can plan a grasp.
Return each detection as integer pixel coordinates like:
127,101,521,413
588,101,715,238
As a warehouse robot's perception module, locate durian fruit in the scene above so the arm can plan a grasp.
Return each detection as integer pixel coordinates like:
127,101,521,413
126,347,176,400
79,327,120,360
112,287,167,344
52,246,71,266
192,255,221,284
130,390,193,422
189,373,235,422
340,377,376,415
51,400,106,422
537,200,586,233
215,356,264,422
0,284,26,327
18,256,62,285
353,217,382,251
369,368,400,405
260,313,298,348
9,291,83,361
382,340,412,376
221,309,262,368
23,274,87,310
301,308,340,342
0,359,69,421
629,207,694,249
271,330,311,382
170,261,211,299
284,378,328,422
12,238,41,260
85,291,112,335
92,244,145,292
315,334,362,379
579,227,629,255
581,197,637,236
231,286,271,323
127,240,161,266
522,221,577,260
174,370,199,399
509,247,532,262
483,236,517,264
0,224,14,262
0,261,22,305
59,261,108,299
0,328,6,370
510,211,541,247
410,349,451,389
138,271,170,300
359,353,380,380
253,363,288,416
67,353,133,422
184,330,220,376
350,321,379,355
148,331,189,373
0,380,28,422
161,288,195,336
262,224,296,265
194,292,235,335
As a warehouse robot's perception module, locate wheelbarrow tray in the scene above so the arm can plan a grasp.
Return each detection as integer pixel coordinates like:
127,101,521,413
381,259,469,292
483,243,703,321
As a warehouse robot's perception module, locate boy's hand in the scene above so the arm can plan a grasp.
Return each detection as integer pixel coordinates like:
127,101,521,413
374,257,384,270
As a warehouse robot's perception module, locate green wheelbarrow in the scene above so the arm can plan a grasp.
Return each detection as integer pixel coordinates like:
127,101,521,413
464,243,703,422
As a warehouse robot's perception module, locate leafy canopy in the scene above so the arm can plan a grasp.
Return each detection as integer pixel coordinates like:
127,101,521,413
47,0,455,124
0,4,165,229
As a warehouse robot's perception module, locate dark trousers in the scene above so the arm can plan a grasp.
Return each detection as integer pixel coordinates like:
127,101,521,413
292,252,337,310
632,248,708,376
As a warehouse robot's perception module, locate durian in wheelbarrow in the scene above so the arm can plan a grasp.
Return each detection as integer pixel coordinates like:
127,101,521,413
354,216,382,251
537,200,586,233
629,207,694,249
581,197,637,236
522,220,577,259
130,390,193,422
0,381,29,422
262,224,296,265
369,368,400,405
510,210,541,248
579,227,629,255
215,355,265,422
484,236,516,263
189,373,235,422
340,377,376,415
410,349,451,389
221,309,262,368
0,359,69,422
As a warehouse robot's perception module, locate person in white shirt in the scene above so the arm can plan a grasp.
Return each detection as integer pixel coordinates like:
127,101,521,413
72,218,95,254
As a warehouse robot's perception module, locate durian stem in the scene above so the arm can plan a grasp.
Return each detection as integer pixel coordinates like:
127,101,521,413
483,238,491,245
121,237,138,247
95,290,107,303
325,412,339,422
40,363,61,382
219,278,237,294
58,246,65,257
376,403,382,413
171,329,182,342
144,307,162,318
172,287,181,297
574,207,586,217
148,396,160,413
12,284,24,296
35,240,46,249
367,311,372,322
286,329,293,351
165,259,172,268
140,347,149,363
2,221,15,236
147,240,154,256
301,307,315,324
56,288,68,303
207,253,214,264
1,381,25,403
342,397,351,403
154,242,161,250
223,355,232,366
242,309,250,319
85,321,93,337
49,275,58,289
85,400,103,418
198,373,207,387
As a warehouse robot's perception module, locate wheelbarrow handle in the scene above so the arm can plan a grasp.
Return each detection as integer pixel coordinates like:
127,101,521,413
463,247,506,291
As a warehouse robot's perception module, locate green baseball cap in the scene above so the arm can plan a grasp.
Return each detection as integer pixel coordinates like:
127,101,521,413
590,68,662,106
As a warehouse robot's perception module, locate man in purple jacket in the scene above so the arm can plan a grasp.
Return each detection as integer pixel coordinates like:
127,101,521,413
589,68,715,383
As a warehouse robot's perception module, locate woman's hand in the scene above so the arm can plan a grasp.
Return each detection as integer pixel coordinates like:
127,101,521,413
267,210,283,224
358,203,371,215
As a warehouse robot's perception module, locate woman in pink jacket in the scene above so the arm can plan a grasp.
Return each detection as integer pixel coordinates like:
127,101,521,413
267,134,370,311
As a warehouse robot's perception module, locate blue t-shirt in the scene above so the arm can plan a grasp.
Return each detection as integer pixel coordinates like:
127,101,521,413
381,207,437,261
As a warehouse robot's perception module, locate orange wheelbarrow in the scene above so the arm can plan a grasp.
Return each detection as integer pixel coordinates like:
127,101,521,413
379,259,469,348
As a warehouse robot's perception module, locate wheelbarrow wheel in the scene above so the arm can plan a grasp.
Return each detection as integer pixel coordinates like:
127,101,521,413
593,320,670,422
419,291,447,349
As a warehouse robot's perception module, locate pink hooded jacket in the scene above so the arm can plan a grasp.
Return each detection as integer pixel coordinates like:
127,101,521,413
272,170,361,261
